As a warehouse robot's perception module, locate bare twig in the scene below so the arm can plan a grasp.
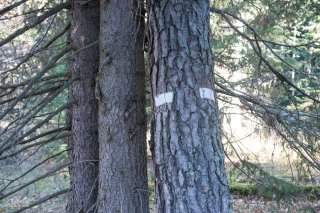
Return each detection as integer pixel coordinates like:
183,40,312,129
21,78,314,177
0,0,29,16
0,2,69,48
9,188,70,213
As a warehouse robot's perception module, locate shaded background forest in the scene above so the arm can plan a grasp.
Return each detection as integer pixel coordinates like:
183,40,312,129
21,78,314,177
0,0,319,212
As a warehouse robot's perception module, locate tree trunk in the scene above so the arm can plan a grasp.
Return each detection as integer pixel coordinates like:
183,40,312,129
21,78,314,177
67,0,99,212
97,0,149,212
147,0,232,212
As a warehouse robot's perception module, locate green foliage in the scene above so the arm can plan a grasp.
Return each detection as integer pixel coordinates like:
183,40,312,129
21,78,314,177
228,161,320,202
148,180,155,203
212,0,320,111
229,182,257,196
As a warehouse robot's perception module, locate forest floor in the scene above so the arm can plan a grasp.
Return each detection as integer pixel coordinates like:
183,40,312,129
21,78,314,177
1,178,320,212
0,158,319,212
232,195,320,212
2,192,320,213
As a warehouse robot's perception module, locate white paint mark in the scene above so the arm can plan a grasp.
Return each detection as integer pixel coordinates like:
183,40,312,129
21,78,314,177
199,88,215,101
155,92,173,107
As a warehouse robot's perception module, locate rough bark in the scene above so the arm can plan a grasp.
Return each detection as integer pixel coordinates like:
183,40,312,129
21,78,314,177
97,0,149,212
67,0,99,212
147,0,232,212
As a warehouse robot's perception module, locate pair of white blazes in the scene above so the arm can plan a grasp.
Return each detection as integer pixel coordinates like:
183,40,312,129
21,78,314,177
154,88,215,107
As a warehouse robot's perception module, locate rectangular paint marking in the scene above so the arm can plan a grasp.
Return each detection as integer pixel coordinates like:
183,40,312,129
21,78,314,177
155,92,173,107
199,88,215,101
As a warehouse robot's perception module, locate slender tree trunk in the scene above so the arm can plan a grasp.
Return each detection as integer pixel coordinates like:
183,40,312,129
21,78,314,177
147,0,232,212
97,0,149,212
67,1,99,212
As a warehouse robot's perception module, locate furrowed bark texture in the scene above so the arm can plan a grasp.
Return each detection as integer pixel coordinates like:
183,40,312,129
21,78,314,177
67,1,99,212
97,0,149,212
148,0,232,212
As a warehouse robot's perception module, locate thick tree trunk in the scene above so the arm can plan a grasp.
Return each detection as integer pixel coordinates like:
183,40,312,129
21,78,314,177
147,0,232,212
67,1,99,212
97,0,149,212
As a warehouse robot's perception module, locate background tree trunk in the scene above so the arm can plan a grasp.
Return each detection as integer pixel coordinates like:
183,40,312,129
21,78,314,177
147,0,232,212
97,0,149,212
67,0,99,212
